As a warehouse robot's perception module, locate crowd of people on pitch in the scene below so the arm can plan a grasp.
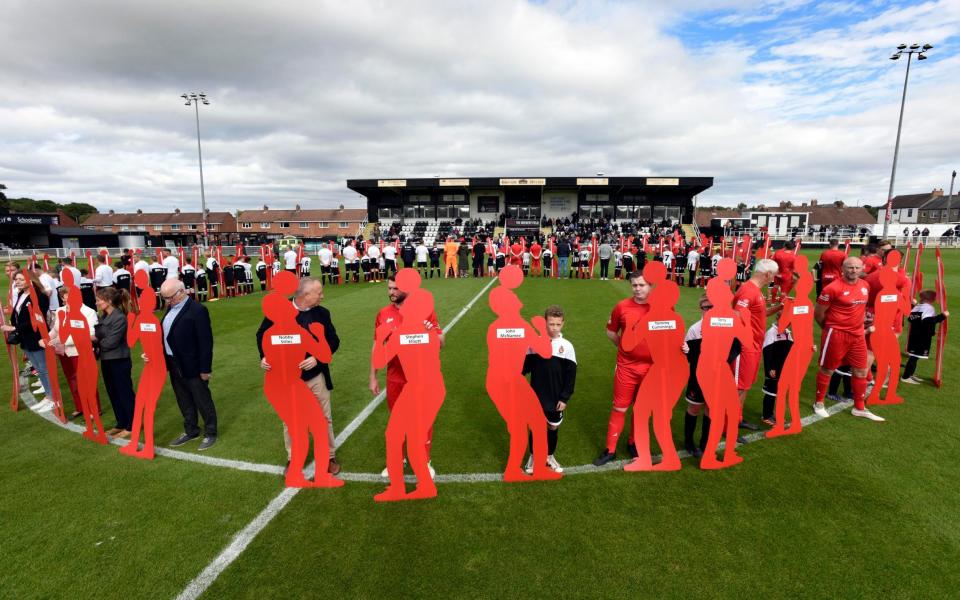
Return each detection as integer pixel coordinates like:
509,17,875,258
4,232,947,476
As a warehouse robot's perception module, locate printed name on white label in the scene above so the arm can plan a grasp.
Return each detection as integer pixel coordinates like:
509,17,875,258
880,294,898,303
793,306,810,315
648,320,677,330
496,328,526,339
400,333,429,345
70,319,85,328
271,334,301,345
140,323,157,332
710,317,734,328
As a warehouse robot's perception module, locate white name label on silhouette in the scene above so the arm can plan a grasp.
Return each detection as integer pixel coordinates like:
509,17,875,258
70,319,85,328
496,328,525,339
710,317,734,328
648,320,677,330
271,334,301,345
400,333,429,345
793,306,809,315
140,323,157,332
880,294,898,303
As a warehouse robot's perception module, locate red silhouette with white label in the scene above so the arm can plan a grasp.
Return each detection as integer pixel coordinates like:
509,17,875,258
372,268,445,501
768,255,814,437
867,251,908,406
261,271,343,488
698,259,752,469
120,270,166,459
59,269,106,441
621,261,686,471
485,265,562,482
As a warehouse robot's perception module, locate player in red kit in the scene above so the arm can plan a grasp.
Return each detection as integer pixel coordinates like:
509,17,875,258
861,243,881,275
772,240,797,296
594,271,652,465
529,240,542,276
732,259,782,432
370,274,446,476
813,257,885,422
819,239,846,290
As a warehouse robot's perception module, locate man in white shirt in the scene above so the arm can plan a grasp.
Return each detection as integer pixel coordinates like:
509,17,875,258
341,241,359,284
32,263,60,313
661,248,675,271
93,254,114,289
133,254,149,276
60,257,83,288
161,249,180,280
686,247,700,288
366,244,382,282
415,240,429,276
318,246,333,284
283,247,298,273
382,243,398,278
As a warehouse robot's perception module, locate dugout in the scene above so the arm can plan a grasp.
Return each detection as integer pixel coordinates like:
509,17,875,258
348,176,713,226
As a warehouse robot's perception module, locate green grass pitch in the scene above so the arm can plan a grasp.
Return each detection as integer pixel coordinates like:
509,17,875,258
2,249,959,599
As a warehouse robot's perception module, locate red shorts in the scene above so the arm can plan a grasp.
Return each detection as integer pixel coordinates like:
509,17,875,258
735,350,761,392
819,328,868,371
612,363,651,409
386,378,405,410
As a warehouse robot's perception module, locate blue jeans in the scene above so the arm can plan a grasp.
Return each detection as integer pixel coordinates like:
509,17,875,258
23,348,51,397
558,256,569,277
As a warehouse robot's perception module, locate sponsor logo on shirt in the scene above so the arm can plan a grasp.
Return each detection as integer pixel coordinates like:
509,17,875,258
793,305,810,315
496,328,525,339
648,320,677,330
271,334,301,345
710,317,734,328
140,323,157,332
400,333,429,345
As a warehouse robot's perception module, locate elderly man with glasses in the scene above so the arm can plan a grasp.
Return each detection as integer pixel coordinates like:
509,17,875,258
158,279,217,450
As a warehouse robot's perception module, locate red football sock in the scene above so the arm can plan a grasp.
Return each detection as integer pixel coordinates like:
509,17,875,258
815,371,830,403
606,410,626,453
852,376,867,411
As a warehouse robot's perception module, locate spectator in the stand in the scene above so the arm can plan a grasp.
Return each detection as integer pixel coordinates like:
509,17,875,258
556,237,572,278
921,227,930,243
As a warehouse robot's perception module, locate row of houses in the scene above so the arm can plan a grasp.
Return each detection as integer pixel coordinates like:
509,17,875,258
875,189,960,225
694,199,875,236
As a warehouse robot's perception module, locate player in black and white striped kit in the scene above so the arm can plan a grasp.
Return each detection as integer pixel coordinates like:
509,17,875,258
761,323,794,426
522,305,577,474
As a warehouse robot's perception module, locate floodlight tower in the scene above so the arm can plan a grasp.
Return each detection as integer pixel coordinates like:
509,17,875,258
182,92,211,246
882,43,932,240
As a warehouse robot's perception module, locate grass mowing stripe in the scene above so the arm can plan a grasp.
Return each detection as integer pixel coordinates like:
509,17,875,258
174,274,498,600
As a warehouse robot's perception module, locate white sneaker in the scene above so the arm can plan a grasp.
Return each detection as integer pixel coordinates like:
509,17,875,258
546,455,564,473
900,377,920,385
812,402,830,418
31,381,43,390
851,407,885,422
380,458,408,478
909,376,924,384
32,398,54,413
524,454,534,474
32,386,46,396
427,461,435,478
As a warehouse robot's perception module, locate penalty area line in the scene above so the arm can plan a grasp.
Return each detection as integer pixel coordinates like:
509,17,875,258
174,275,497,600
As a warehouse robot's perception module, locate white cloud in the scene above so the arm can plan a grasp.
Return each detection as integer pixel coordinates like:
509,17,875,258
0,0,957,214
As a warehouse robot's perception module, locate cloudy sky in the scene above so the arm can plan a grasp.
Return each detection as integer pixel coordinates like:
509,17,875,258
1,0,957,213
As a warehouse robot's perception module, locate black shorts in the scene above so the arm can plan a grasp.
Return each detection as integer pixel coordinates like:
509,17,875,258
429,259,440,267
544,409,564,427
685,387,704,405
346,262,359,272
417,261,427,268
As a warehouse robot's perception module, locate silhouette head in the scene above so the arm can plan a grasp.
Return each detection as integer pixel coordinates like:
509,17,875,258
716,257,737,281
498,264,523,290
885,250,901,268
272,271,298,296
642,261,667,286
396,268,421,294
61,268,76,288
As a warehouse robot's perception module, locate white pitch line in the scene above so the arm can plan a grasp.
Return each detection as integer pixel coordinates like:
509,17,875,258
173,276,497,600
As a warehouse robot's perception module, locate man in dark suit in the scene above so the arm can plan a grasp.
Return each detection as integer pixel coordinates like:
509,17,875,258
256,277,341,474
159,279,217,450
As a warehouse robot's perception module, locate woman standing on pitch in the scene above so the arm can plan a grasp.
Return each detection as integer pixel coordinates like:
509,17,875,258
1,270,53,412
94,287,136,439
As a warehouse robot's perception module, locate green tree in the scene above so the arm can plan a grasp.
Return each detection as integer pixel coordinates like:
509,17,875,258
61,202,99,222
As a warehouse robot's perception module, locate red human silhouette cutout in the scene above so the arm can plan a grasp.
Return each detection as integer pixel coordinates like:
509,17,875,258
120,270,167,459
621,261,686,471
485,265,561,482
262,271,343,488
372,268,445,501
867,251,908,406
21,269,66,424
767,254,814,438
698,259,752,469
59,269,106,442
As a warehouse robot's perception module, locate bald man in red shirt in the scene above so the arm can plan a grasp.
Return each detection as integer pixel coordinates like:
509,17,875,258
813,257,885,422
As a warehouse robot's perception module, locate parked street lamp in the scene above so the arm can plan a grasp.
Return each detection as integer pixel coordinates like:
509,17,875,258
182,92,210,246
882,43,932,240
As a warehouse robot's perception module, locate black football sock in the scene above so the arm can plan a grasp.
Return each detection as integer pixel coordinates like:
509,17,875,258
699,415,711,451
547,428,558,455
684,412,697,450
762,393,775,420
902,356,919,379
828,372,841,396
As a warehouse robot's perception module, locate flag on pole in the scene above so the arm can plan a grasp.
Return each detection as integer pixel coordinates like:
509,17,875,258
793,238,801,255
843,239,851,257
902,241,912,270
910,242,924,302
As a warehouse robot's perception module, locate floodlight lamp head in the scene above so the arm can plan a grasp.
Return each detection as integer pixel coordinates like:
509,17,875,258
909,43,920,49
918,54,927,60
890,53,900,60
181,93,188,99
897,44,907,50
922,44,933,50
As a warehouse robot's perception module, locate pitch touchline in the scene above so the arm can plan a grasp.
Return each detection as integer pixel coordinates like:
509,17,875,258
172,276,498,600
